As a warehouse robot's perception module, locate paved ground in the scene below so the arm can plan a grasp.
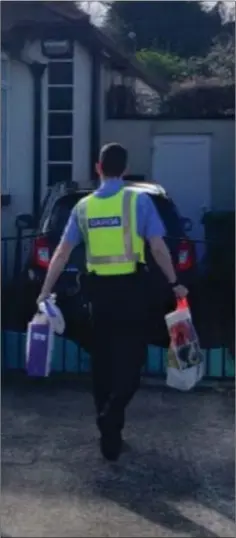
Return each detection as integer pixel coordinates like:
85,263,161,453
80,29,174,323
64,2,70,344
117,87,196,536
1,383,235,537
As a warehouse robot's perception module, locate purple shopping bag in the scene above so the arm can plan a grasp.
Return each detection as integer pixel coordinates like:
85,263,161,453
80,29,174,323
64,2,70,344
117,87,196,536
26,314,54,377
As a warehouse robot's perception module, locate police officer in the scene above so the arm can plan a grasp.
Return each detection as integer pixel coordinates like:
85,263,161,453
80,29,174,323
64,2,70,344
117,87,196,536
38,143,187,461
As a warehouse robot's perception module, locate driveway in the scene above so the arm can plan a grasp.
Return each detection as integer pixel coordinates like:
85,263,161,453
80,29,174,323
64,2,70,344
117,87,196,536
1,383,235,537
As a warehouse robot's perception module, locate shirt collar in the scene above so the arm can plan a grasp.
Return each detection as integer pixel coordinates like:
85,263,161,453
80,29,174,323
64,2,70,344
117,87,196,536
95,177,124,197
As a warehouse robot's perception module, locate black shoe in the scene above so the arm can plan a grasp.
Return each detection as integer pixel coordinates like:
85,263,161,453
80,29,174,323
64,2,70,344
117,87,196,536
100,431,122,462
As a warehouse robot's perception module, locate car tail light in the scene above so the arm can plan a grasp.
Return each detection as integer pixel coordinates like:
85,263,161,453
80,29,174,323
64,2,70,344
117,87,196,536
176,239,195,271
33,236,50,268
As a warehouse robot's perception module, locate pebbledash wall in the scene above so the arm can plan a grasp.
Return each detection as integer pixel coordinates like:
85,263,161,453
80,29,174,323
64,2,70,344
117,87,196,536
2,40,92,238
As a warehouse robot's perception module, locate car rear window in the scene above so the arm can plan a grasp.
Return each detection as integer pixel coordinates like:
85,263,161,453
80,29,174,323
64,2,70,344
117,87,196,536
47,191,184,240
151,193,184,238
48,194,81,235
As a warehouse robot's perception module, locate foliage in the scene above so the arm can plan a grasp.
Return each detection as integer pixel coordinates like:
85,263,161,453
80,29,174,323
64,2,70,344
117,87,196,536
201,37,235,81
136,37,235,84
136,50,193,83
104,0,234,57
77,1,235,117
200,1,235,23
160,79,235,117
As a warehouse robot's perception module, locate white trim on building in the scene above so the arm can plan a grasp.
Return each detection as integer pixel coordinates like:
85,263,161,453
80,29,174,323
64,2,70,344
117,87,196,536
47,51,74,186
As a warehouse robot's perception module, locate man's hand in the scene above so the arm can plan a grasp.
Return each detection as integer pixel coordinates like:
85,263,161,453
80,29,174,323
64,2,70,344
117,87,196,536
148,237,188,300
36,292,56,307
172,284,188,299
37,292,49,306
36,241,74,308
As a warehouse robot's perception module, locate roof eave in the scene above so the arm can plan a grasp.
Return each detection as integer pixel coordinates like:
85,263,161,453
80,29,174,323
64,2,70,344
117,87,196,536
91,26,168,94
2,17,168,94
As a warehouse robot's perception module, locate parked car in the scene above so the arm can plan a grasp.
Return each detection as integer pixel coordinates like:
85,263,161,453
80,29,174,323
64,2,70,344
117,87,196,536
2,182,197,349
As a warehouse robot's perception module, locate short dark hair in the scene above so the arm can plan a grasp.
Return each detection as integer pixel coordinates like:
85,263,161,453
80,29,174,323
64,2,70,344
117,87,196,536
99,143,128,177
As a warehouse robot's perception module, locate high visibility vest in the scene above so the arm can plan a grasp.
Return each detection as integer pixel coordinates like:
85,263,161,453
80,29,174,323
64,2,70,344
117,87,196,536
77,188,145,276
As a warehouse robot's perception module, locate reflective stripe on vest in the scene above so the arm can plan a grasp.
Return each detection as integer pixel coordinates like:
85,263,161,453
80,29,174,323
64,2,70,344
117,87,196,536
78,189,141,266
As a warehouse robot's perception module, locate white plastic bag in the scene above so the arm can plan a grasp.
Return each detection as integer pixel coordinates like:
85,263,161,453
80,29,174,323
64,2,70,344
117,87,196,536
165,298,204,391
39,296,65,335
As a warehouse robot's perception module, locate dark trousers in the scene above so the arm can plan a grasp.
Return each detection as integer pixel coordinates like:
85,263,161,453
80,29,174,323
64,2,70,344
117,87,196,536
89,270,148,435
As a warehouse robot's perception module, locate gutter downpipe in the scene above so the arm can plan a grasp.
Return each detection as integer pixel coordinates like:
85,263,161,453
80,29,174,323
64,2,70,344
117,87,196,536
90,52,101,185
29,62,46,223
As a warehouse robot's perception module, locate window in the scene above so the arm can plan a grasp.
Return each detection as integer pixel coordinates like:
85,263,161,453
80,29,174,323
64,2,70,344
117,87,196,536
48,112,73,136
105,69,162,119
48,61,73,85
48,163,72,185
48,87,73,111
1,55,9,193
48,137,72,162
48,194,79,234
47,55,74,186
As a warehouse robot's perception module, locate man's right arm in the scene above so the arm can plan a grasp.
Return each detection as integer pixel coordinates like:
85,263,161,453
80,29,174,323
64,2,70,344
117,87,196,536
37,207,83,303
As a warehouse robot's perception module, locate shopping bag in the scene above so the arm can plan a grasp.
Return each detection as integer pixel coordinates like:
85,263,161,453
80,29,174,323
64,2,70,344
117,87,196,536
26,313,54,377
165,298,204,391
25,295,65,377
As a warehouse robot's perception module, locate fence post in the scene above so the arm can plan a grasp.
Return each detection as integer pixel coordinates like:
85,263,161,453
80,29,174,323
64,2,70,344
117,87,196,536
13,228,23,279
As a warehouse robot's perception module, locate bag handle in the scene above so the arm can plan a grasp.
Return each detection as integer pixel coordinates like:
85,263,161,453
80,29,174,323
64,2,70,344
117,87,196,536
177,297,189,310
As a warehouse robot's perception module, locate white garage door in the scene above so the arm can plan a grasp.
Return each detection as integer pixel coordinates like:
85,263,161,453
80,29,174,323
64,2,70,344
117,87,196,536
152,135,211,253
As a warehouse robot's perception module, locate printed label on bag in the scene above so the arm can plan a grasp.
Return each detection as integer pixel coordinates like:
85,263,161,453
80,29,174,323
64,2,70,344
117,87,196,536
169,319,202,369
32,333,47,342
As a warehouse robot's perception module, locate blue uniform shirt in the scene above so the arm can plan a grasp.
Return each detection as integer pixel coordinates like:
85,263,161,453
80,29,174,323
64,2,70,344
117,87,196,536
61,178,165,246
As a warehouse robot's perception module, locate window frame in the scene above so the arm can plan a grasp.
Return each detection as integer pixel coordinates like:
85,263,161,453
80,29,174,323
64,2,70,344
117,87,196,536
1,53,10,195
47,57,74,186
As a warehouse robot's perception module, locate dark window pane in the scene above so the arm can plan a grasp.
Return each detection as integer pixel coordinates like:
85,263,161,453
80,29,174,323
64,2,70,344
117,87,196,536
49,195,78,234
48,193,87,232
48,87,73,110
48,163,72,185
48,112,73,136
48,138,72,162
48,62,73,85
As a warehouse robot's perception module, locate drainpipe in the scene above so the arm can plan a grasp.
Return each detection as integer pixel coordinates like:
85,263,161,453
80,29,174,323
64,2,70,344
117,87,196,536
29,62,46,223
90,53,101,183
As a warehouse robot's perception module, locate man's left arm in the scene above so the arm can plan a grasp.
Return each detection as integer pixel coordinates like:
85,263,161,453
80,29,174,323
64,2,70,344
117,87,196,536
137,193,188,299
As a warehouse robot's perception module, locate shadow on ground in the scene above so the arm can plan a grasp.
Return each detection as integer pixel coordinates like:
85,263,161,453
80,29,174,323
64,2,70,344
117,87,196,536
1,384,235,537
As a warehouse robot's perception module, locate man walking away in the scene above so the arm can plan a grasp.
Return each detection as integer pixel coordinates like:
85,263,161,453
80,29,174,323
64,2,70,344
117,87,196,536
37,143,187,461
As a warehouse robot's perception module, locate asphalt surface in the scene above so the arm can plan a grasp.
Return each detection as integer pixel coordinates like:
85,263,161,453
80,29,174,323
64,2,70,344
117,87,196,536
1,383,235,538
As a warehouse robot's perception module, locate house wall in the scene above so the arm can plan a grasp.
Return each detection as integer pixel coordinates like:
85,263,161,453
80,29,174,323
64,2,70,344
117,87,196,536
23,39,92,193
2,40,92,239
1,58,34,238
22,39,49,204
73,43,92,189
101,119,235,211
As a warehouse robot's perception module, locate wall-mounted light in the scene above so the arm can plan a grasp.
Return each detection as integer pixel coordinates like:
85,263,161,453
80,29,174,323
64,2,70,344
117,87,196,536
41,39,72,58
